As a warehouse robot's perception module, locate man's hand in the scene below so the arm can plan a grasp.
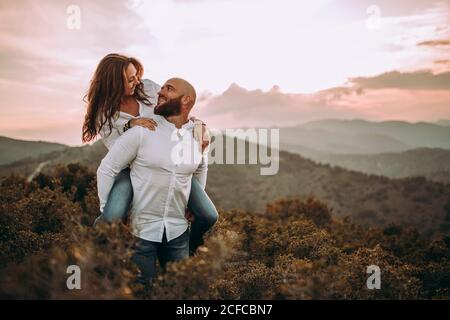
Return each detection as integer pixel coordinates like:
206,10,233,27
185,209,195,222
130,118,158,131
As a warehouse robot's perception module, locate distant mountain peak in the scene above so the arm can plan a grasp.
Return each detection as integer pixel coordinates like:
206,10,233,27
269,85,281,93
224,83,247,94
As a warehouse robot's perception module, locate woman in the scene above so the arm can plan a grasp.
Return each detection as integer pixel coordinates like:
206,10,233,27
82,53,218,254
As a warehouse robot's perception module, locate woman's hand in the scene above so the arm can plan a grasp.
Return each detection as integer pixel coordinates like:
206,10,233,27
130,118,158,131
201,124,210,153
191,117,210,153
185,209,195,222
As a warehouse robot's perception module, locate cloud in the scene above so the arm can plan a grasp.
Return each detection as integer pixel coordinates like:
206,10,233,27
418,39,450,47
329,88,450,123
1,1,450,144
349,70,450,90
434,59,450,65
194,67,450,129
0,0,155,86
0,0,155,145
194,83,366,129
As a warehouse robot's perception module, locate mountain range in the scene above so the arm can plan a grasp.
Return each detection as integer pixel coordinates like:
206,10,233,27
279,119,450,155
1,123,449,238
0,136,66,166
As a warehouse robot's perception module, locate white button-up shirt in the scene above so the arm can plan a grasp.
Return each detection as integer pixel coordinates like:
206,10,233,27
97,115,208,242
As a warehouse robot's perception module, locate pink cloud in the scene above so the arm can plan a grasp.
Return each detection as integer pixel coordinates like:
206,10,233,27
194,70,450,129
0,1,449,145
0,0,155,145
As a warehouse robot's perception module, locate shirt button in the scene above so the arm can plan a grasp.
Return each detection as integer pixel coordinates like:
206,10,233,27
178,128,186,137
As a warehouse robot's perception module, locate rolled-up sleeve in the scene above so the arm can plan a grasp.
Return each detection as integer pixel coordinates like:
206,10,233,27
97,127,142,212
99,115,130,150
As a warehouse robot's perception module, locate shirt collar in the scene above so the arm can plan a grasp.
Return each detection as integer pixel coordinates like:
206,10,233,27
154,114,194,136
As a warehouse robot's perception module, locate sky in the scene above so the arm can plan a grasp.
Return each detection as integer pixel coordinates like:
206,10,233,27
0,0,449,145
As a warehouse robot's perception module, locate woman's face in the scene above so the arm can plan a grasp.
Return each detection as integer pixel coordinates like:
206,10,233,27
124,63,140,96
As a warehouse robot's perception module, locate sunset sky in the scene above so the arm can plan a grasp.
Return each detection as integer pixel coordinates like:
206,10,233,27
0,0,449,145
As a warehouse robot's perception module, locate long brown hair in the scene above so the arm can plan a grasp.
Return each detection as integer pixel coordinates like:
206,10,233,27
82,53,151,143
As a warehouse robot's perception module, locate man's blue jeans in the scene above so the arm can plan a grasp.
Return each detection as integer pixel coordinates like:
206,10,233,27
94,168,219,253
131,228,189,283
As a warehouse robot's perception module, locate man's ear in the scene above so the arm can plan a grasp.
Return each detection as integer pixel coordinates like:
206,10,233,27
181,95,191,107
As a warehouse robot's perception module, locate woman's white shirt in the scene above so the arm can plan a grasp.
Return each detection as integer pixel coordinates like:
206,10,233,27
99,79,161,149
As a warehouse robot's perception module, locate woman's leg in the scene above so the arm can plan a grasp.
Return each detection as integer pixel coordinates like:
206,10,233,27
187,178,219,254
93,167,133,226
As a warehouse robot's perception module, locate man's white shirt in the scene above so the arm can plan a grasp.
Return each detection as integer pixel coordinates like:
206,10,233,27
97,115,208,242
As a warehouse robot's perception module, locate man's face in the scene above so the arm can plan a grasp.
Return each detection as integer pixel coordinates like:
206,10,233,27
155,80,184,117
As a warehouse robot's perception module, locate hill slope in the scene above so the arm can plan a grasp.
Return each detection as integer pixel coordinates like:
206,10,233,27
278,119,450,156
0,136,67,165
1,139,449,238
299,119,450,151
279,145,450,183
280,127,411,154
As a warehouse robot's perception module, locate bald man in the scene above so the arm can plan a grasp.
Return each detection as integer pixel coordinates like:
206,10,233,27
97,78,215,284
154,78,197,120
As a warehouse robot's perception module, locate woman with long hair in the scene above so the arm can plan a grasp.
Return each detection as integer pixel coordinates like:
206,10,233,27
82,53,218,254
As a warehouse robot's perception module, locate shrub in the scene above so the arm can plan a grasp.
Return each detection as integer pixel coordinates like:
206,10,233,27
0,165,448,300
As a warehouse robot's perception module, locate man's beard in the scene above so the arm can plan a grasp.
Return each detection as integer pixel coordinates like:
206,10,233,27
154,96,183,117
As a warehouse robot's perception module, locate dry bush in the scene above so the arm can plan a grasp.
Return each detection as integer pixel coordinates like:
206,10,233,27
0,164,448,300
0,223,139,299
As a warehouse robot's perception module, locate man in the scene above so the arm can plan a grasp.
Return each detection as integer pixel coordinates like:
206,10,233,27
97,78,208,283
